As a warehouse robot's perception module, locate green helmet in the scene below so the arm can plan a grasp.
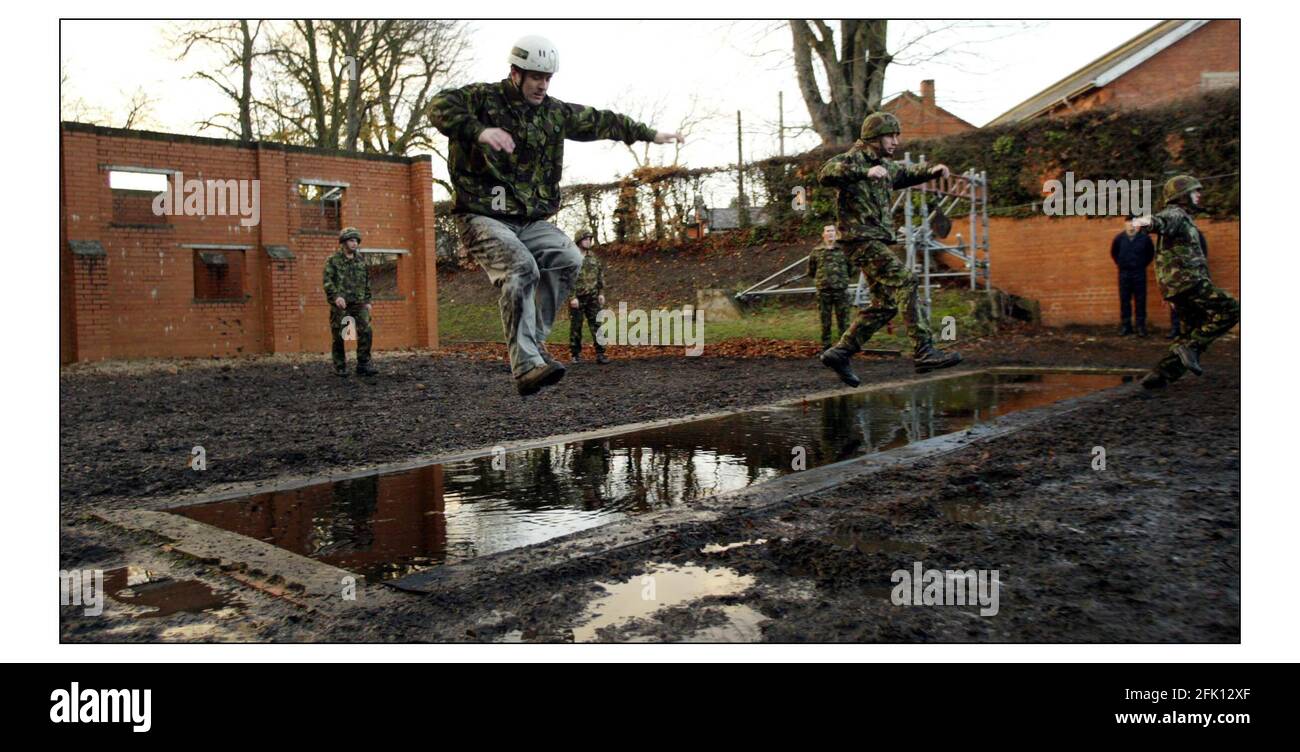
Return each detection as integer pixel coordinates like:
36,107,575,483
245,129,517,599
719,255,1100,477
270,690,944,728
1163,175,1202,205
339,227,362,244
575,227,595,243
860,111,901,141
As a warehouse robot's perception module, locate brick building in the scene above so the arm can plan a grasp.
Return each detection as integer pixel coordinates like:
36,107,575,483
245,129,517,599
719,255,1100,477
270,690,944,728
988,20,1240,125
60,122,440,363
883,80,976,140
986,215,1239,328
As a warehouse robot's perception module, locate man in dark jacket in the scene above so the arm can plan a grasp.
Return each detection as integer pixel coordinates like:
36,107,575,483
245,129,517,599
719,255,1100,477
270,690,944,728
1111,217,1156,336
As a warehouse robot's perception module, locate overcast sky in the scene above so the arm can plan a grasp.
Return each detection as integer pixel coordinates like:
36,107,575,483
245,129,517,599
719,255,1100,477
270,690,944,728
61,19,1157,196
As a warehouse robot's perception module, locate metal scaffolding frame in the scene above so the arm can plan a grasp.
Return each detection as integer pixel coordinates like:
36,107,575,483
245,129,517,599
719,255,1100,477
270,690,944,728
736,154,990,322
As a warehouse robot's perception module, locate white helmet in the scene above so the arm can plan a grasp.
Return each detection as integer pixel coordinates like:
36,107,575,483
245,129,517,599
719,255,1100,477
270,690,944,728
508,35,559,74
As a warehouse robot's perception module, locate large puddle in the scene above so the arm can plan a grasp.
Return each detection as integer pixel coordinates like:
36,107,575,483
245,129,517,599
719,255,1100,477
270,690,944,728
173,371,1129,581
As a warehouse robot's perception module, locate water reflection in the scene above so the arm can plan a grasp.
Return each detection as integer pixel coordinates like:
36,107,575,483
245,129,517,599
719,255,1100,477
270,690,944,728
174,371,1127,581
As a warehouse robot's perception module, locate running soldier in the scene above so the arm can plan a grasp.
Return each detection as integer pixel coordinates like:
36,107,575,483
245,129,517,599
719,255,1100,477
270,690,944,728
817,111,962,387
1131,175,1239,388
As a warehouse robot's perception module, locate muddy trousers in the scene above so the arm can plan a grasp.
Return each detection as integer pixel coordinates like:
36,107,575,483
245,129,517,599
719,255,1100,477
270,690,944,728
456,214,583,377
817,288,851,350
1151,280,1240,382
833,240,933,356
569,295,605,355
1118,269,1147,328
330,304,372,368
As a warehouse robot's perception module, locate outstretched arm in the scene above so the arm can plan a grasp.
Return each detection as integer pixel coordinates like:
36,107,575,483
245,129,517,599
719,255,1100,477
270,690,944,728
892,161,949,189
562,102,665,144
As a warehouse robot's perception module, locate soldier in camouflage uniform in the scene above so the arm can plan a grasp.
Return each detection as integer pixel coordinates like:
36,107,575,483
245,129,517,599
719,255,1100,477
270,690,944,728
1131,175,1239,388
430,34,681,396
568,228,609,364
322,227,377,377
816,111,962,387
806,224,853,350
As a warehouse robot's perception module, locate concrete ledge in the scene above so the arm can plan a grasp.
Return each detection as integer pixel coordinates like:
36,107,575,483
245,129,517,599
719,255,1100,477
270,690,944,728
94,508,360,603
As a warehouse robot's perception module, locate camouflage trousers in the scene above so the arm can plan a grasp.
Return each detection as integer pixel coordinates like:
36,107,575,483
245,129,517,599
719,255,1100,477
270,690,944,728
817,288,851,349
833,240,933,355
456,214,583,377
1151,280,1240,382
569,295,605,355
330,303,373,368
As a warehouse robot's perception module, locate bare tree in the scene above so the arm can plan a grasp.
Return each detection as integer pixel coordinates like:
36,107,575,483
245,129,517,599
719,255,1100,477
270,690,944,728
790,20,891,145
250,20,469,154
614,92,721,168
782,20,1035,145
61,66,159,129
172,20,268,141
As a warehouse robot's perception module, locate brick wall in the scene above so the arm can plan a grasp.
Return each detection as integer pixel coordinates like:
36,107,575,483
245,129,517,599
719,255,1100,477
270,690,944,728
987,214,1240,327
59,123,439,362
1048,20,1240,116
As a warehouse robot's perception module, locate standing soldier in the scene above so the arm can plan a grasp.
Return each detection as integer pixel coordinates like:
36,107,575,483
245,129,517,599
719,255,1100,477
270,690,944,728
816,111,962,387
806,224,853,350
1131,176,1239,388
322,227,377,377
569,228,609,364
430,35,681,396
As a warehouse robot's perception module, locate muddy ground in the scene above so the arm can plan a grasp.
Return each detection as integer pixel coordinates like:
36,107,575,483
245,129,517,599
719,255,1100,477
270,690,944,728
59,328,1239,643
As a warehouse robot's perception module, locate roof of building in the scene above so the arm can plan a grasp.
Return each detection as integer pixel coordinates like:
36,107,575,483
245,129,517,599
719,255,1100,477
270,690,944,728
881,91,976,130
986,20,1210,126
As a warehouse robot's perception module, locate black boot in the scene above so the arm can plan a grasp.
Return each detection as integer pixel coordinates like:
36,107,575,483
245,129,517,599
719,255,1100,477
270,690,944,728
356,361,378,377
914,344,962,374
570,351,581,363
820,347,861,387
1118,323,1133,336
1140,371,1168,390
596,353,610,365
1173,343,1203,376
1136,323,1149,338
1165,326,1180,340
334,363,348,377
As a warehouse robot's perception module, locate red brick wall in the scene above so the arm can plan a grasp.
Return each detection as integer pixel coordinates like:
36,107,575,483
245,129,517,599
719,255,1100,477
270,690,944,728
987,214,1240,327
59,124,439,362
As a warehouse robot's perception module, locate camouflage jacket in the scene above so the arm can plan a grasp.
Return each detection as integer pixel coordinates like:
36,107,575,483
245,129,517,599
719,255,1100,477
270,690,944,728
1147,204,1210,297
807,242,852,291
817,141,936,243
322,250,371,305
430,79,657,220
573,253,605,297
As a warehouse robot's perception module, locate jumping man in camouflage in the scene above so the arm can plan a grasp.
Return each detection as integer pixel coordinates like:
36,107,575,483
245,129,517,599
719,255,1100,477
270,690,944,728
817,111,962,388
430,34,682,396
569,228,609,364
322,227,376,377
1131,175,1239,388
806,224,853,350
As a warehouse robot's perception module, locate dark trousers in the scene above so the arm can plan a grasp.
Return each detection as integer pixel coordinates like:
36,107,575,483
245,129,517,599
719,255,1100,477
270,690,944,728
1118,270,1147,327
569,295,605,355
330,304,373,368
1169,303,1182,334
